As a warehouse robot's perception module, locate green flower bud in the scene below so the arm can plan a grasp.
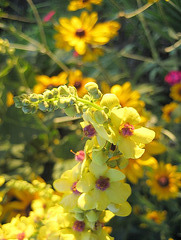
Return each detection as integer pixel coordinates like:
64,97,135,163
22,105,36,114
43,90,54,99
75,212,84,221
86,210,99,222
57,98,70,109
58,85,70,96
22,99,31,107
64,105,79,117
107,160,117,168
29,93,39,102
92,150,108,165
100,94,120,110
38,101,49,112
51,88,59,97
94,110,108,124
13,96,23,108
85,82,102,99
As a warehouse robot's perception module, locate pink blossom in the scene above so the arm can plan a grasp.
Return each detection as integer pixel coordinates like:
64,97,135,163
43,10,55,22
165,71,181,86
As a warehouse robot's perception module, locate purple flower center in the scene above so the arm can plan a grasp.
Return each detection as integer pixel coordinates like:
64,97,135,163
72,220,85,232
96,176,110,191
75,150,85,162
157,176,169,187
71,181,81,195
119,123,134,137
83,124,96,138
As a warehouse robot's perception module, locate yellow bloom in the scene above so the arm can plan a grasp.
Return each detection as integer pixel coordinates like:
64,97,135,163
77,162,131,212
82,47,104,62
147,162,181,200
68,0,102,11
53,163,82,210
110,82,145,114
170,83,181,102
162,102,179,122
110,107,155,159
68,70,96,97
54,11,120,55
34,72,68,94
6,91,14,107
145,210,167,224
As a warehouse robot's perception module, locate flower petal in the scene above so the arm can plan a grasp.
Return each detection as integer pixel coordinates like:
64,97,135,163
131,127,155,144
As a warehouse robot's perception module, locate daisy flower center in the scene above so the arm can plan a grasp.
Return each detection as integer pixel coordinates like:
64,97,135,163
72,220,85,232
96,176,110,191
75,29,86,38
82,0,89,3
157,176,169,187
71,181,81,195
83,124,96,138
17,232,25,240
74,81,82,89
119,123,134,137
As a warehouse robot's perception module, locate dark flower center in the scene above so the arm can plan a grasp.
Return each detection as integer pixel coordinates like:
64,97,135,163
157,176,169,187
71,181,81,195
75,29,86,38
83,124,96,138
74,81,82,89
72,220,85,232
119,123,134,137
96,176,110,191
82,0,89,3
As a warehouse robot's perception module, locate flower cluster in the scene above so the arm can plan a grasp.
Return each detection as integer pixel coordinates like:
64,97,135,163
10,82,156,239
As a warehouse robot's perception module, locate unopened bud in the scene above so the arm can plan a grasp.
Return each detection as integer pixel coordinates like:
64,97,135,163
58,85,70,96
94,110,108,124
85,82,102,99
100,94,120,110
86,210,99,222
64,105,79,117
43,90,54,99
30,93,39,102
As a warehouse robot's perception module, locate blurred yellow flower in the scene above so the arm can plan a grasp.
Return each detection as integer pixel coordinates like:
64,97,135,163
54,11,120,55
68,70,96,97
147,162,181,200
170,83,181,102
162,102,179,123
33,72,68,94
145,210,167,224
68,0,102,11
6,91,14,107
110,82,145,114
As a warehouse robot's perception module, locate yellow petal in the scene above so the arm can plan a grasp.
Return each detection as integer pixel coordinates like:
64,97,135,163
131,127,155,144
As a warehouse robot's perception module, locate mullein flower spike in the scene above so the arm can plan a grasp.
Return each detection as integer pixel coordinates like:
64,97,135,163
12,82,155,239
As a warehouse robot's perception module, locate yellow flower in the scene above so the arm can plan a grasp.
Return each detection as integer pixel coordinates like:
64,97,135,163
33,72,68,94
145,210,167,224
162,102,179,123
53,163,82,210
77,162,131,212
82,47,104,62
68,70,96,97
110,107,155,159
170,83,181,102
68,0,102,11
146,162,181,200
6,91,14,107
110,82,145,114
54,11,120,55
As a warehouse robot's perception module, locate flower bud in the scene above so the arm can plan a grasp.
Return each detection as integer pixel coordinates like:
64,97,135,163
38,101,49,112
51,88,59,96
75,212,84,221
30,93,39,102
58,85,70,96
86,210,99,222
64,105,79,117
94,110,108,124
85,82,102,99
57,98,70,109
22,99,31,107
43,90,54,99
100,94,120,110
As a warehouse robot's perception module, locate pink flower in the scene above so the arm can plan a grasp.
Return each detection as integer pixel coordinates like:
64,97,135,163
165,71,181,86
43,10,55,22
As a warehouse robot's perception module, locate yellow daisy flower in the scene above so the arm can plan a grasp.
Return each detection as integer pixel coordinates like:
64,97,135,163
146,162,181,200
145,210,167,224
110,82,145,114
33,72,68,94
54,11,120,55
162,102,179,123
68,70,96,97
170,83,181,102
68,0,102,11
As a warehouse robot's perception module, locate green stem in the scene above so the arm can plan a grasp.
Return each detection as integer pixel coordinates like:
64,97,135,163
137,0,159,61
26,0,48,48
109,0,123,11
0,13,35,23
76,97,103,111
168,0,181,14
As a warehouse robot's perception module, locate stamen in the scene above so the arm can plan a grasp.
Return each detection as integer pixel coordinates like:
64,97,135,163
17,232,25,240
119,123,134,137
83,124,96,138
71,181,81,195
96,176,110,191
72,220,85,232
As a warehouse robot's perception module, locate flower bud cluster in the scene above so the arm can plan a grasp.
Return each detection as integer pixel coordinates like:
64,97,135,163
0,38,14,54
11,82,155,239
